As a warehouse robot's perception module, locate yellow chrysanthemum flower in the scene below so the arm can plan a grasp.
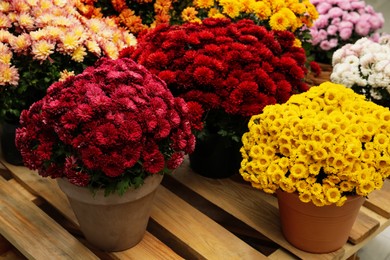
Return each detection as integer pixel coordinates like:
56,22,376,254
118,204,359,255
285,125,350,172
194,0,214,8
71,45,87,62
356,180,375,196
279,178,296,193
182,7,199,22
219,0,242,18
373,133,389,149
269,11,290,31
59,69,75,81
299,190,311,203
311,194,325,207
289,163,308,179
339,181,354,192
31,40,55,60
325,187,341,204
310,183,322,196
270,169,285,184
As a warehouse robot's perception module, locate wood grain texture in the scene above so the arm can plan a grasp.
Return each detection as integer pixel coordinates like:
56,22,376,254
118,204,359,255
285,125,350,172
349,211,380,244
1,155,390,260
0,176,98,260
0,159,183,260
151,185,267,260
172,159,369,260
364,179,390,218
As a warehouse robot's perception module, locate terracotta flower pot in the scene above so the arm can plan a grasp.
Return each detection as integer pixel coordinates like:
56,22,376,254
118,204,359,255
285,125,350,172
57,174,163,252
276,189,365,253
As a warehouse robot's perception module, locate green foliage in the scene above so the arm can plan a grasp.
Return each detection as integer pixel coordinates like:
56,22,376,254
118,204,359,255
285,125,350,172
0,53,96,123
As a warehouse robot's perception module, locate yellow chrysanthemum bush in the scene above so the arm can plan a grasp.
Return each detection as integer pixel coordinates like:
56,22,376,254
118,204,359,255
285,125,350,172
240,82,390,206
181,0,318,45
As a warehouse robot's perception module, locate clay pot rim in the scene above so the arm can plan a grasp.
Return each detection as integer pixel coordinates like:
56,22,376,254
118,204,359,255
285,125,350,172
57,174,163,206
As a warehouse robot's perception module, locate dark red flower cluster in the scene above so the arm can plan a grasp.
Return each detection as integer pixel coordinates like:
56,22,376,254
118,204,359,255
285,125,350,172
16,57,195,193
121,18,309,130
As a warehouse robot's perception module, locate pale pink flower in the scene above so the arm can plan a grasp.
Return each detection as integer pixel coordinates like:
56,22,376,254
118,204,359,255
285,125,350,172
0,13,11,28
339,28,353,40
355,21,370,36
339,21,353,29
327,25,338,35
0,63,19,86
369,14,384,29
328,7,344,18
320,40,334,51
350,2,365,10
9,33,31,53
316,3,332,14
31,40,55,60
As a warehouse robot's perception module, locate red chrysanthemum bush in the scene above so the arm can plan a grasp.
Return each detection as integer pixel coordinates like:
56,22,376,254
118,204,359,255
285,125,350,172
122,18,309,141
15,57,195,195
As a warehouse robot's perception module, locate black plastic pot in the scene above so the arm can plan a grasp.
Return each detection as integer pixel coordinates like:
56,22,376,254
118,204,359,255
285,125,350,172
189,134,242,179
1,122,24,166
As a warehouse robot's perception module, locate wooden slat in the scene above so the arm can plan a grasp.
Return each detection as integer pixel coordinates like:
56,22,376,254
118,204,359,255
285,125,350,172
349,211,380,244
364,180,390,218
151,185,267,259
0,158,183,259
0,177,98,260
171,160,346,260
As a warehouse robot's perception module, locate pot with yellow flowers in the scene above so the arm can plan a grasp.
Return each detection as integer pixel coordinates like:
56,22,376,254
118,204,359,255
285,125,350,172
240,81,390,253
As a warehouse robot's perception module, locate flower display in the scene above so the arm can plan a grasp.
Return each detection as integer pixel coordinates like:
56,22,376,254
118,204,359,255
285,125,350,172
75,0,185,35
309,0,384,64
15,57,195,195
122,18,309,142
240,82,390,206
331,35,390,107
180,0,318,35
0,0,136,122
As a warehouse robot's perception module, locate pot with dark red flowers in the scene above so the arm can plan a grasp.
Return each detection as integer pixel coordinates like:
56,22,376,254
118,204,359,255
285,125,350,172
15,57,195,252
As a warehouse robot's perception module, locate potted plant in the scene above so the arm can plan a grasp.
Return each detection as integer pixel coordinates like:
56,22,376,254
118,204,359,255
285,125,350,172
0,0,136,165
331,35,390,108
15,57,195,252
307,0,384,85
120,18,309,178
240,81,390,253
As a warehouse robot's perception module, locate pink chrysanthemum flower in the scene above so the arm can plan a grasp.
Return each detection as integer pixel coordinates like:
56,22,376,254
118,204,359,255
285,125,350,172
0,0,136,122
0,63,19,86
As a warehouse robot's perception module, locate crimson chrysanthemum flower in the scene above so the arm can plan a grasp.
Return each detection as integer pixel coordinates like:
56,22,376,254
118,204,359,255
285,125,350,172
16,57,195,195
121,18,309,139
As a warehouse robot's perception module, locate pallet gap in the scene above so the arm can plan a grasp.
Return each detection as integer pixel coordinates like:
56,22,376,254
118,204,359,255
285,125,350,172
162,175,280,256
147,218,205,260
35,199,118,260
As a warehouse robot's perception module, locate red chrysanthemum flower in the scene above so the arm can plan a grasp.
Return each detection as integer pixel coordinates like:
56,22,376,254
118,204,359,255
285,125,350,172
122,18,308,138
16,57,195,195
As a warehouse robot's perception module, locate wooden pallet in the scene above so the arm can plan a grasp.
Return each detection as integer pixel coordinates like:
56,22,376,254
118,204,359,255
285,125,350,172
0,157,389,260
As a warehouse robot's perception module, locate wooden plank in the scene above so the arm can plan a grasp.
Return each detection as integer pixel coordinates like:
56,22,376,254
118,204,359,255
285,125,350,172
0,158,183,259
151,185,267,259
7,179,37,202
349,211,380,244
364,179,390,218
0,177,98,260
343,206,390,259
171,159,344,260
